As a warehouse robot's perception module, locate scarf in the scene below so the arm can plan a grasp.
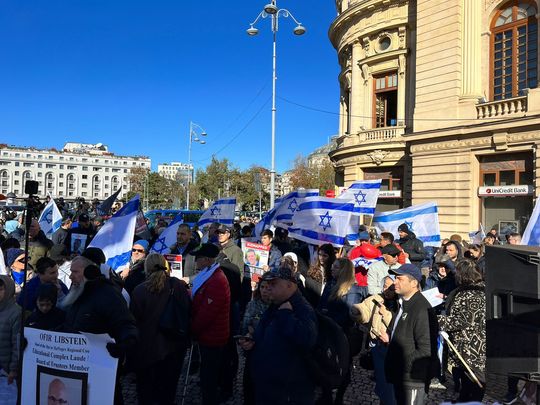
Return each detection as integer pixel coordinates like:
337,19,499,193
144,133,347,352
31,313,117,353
192,262,220,296
11,270,25,287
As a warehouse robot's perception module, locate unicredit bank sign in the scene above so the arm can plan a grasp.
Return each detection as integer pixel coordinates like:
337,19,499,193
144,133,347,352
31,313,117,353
478,185,533,197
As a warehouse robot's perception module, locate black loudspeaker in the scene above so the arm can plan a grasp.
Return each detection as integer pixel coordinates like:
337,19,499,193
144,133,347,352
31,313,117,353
24,180,39,195
485,244,540,375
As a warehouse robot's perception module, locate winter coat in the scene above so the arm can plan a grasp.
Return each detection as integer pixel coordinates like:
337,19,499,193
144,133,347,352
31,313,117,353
64,277,138,344
27,231,54,270
424,270,457,299
25,307,66,331
51,227,69,246
0,276,20,374
438,282,486,373
351,294,393,339
267,244,282,270
368,260,401,296
241,298,269,335
319,280,367,332
396,233,426,268
191,268,230,347
385,291,438,388
221,240,244,279
251,290,318,405
130,276,191,369
124,259,146,296
169,239,199,278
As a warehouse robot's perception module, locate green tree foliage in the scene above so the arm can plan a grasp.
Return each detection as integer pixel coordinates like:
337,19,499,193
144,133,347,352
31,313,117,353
289,154,335,193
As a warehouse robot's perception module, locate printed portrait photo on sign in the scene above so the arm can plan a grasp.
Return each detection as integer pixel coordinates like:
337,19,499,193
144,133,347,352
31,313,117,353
37,366,88,405
71,235,87,255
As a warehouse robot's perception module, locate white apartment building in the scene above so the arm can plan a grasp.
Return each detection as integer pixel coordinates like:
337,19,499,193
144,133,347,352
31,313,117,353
157,161,192,182
0,142,151,200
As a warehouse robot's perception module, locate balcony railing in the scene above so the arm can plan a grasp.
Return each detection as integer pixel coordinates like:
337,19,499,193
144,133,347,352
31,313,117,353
338,126,406,148
476,95,527,119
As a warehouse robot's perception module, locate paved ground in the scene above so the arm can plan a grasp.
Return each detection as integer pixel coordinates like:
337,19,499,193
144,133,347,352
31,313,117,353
121,349,516,404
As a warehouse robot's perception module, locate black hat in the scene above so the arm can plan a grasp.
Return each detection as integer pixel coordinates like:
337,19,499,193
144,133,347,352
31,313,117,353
82,247,106,265
398,223,411,234
79,213,90,222
381,244,401,257
190,243,220,259
388,263,422,282
265,265,297,283
37,283,58,306
216,224,231,233
83,264,102,280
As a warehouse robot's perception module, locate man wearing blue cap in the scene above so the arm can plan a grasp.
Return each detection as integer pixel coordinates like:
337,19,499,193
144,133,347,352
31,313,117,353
122,240,149,295
378,264,437,405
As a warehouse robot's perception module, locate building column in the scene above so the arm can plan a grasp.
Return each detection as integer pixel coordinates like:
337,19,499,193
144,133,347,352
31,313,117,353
350,41,363,133
461,0,482,98
397,53,407,127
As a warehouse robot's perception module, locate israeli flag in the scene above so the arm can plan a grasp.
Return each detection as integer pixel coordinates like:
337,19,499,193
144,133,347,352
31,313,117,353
288,197,356,248
373,201,441,247
337,180,382,215
352,256,383,268
274,189,319,226
468,223,486,245
254,205,278,238
38,197,63,239
197,197,236,228
522,198,540,246
150,213,184,254
88,194,140,271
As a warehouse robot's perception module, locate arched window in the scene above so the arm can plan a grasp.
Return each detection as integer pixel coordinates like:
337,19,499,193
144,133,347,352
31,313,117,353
491,1,538,100
45,172,55,194
0,170,9,193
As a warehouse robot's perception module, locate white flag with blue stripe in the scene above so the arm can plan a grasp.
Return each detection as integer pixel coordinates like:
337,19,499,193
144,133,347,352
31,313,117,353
337,180,381,215
88,194,140,271
373,201,441,247
254,205,277,238
274,189,319,226
197,197,236,228
522,198,540,246
288,197,356,248
150,213,184,254
38,197,63,239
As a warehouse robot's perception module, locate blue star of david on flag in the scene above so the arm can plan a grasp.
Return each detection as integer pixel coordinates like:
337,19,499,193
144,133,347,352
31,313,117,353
353,190,367,206
319,211,333,231
404,220,414,233
288,199,298,213
43,209,53,225
210,206,222,217
153,237,168,254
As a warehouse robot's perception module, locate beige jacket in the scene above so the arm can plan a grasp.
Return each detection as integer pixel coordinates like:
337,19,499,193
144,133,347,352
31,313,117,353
350,294,393,339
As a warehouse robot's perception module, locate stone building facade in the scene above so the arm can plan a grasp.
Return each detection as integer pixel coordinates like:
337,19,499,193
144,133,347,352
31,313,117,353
0,142,150,200
329,0,540,238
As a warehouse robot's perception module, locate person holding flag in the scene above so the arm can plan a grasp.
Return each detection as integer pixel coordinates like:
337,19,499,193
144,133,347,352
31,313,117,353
37,196,63,239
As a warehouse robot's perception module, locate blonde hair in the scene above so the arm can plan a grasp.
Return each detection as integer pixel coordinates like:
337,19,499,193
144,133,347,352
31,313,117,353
144,253,169,293
330,258,355,301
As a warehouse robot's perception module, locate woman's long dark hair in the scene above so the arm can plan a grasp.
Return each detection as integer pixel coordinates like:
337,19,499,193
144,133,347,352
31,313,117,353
307,243,336,284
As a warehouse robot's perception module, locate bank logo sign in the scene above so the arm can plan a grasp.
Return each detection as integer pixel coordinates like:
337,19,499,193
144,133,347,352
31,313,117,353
478,185,533,197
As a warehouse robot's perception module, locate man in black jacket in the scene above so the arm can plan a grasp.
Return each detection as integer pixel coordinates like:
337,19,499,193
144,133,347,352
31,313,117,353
379,264,438,405
396,223,426,269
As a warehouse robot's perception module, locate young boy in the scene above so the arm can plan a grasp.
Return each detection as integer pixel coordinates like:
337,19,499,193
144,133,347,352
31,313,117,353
25,283,65,331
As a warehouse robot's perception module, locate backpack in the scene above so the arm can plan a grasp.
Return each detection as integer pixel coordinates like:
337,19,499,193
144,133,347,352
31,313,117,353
304,311,350,390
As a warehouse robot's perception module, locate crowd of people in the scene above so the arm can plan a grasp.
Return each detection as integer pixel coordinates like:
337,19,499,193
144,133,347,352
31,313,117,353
0,199,527,405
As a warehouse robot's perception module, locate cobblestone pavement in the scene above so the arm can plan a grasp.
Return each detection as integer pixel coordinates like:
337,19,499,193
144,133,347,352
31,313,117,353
121,350,515,404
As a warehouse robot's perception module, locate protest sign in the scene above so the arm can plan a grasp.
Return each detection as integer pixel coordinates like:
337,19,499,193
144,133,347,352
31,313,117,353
22,328,118,405
241,241,270,280
164,254,183,279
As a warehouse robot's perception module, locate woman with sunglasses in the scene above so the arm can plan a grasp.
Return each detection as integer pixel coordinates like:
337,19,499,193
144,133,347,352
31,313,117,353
5,248,34,296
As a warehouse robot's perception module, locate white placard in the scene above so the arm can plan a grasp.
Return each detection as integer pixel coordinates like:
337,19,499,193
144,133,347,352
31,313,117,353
421,287,444,308
22,328,118,405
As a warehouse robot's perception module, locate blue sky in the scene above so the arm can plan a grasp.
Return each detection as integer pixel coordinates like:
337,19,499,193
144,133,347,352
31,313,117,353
0,1,339,173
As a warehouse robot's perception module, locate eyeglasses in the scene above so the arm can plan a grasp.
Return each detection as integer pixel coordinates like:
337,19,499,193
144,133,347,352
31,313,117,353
132,249,145,253
17,258,27,263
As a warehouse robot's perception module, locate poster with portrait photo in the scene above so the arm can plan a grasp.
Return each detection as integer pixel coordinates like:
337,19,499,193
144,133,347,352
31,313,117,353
499,220,519,237
22,328,118,405
71,234,88,255
241,241,270,281
37,365,87,405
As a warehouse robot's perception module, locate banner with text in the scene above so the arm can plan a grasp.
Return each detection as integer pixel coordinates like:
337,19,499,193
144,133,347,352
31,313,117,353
22,328,118,405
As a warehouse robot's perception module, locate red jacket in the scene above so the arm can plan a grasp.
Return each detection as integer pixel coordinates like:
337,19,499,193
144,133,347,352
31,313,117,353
191,268,231,347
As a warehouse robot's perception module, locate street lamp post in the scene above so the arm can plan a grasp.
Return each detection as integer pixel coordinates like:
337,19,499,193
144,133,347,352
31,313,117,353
247,0,306,209
186,121,207,210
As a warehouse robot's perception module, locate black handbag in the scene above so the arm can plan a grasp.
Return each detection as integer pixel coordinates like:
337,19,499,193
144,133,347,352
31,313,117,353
158,278,190,341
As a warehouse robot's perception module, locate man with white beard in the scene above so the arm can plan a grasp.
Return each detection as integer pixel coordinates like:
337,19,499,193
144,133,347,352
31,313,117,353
63,255,138,405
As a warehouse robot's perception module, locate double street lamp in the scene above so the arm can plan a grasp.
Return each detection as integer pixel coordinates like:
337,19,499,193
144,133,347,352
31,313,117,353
186,121,207,210
247,0,306,208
